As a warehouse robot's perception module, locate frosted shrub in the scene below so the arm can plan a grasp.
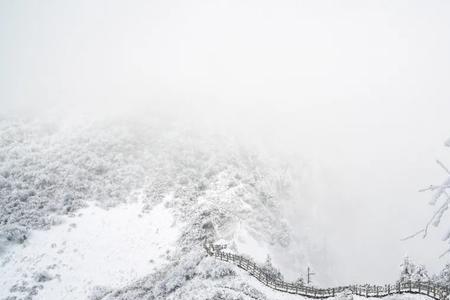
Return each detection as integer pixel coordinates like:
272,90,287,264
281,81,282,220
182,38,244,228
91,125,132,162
33,271,53,282
198,257,236,279
0,224,28,244
335,289,353,300
89,286,113,300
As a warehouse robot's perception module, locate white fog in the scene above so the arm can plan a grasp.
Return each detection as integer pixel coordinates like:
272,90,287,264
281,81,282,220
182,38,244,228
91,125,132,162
1,1,450,299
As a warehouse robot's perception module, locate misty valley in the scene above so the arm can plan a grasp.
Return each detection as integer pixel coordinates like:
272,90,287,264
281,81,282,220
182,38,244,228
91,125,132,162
1,0,450,299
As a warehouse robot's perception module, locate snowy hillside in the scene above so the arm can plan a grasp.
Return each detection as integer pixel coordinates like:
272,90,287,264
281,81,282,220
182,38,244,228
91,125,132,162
0,114,311,299
0,200,180,299
0,114,441,300
2,0,450,298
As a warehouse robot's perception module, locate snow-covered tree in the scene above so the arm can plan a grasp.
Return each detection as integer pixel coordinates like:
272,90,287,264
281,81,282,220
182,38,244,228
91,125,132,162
261,255,283,281
412,264,429,282
294,277,305,286
398,256,429,282
399,256,415,283
433,264,450,288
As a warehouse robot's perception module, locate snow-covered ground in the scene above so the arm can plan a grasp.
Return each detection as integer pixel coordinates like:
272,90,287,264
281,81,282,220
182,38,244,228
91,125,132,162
0,198,181,300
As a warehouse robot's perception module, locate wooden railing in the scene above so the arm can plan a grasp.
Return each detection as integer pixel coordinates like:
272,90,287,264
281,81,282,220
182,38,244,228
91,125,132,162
204,242,449,300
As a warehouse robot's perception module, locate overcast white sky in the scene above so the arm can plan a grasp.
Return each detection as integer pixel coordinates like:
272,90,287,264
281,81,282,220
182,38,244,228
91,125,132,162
1,0,450,285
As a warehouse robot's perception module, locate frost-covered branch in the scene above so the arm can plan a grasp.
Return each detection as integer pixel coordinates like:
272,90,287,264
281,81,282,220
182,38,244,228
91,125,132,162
405,140,450,254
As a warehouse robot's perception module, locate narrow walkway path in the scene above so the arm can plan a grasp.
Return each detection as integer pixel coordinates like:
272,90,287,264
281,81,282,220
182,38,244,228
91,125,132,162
204,242,449,300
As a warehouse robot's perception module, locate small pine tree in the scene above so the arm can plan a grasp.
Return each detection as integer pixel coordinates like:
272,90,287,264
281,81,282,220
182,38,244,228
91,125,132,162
399,256,415,283
412,264,429,282
294,277,305,286
261,254,283,281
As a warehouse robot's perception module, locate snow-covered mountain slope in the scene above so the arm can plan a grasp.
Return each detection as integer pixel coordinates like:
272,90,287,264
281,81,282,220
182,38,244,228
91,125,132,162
0,114,435,300
0,115,309,299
